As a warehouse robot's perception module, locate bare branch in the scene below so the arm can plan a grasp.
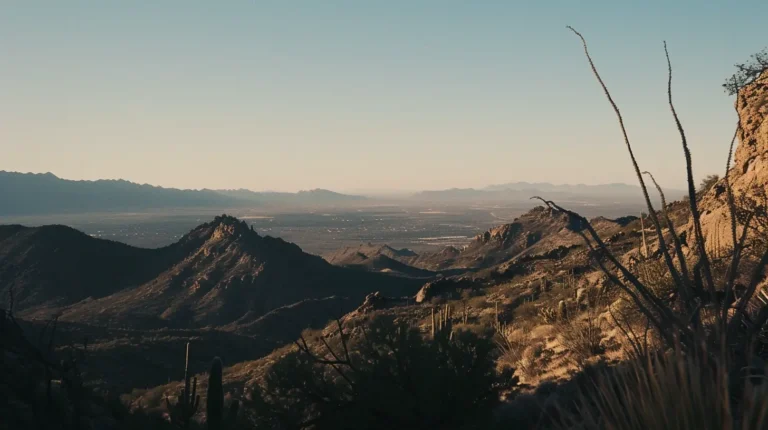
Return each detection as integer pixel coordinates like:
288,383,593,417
334,318,355,369
532,196,691,342
294,324,357,389
566,27,685,298
665,41,716,297
642,171,694,307
723,105,744,322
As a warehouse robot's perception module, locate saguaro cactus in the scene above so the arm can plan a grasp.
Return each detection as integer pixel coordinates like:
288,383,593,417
640,212,649,258
167,342,200,429
431,307,436,338
206,357,239,430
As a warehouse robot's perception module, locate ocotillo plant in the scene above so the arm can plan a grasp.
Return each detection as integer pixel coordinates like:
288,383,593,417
207,357,239,430
166,342,200,429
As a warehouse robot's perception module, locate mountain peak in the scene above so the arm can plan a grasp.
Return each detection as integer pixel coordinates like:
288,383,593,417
211,214,252,239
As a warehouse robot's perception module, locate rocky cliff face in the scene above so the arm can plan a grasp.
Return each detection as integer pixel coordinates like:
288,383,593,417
695,72,768,252
732,73,768,191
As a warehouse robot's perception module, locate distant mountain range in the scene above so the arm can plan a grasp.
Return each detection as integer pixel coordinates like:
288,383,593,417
0,170,686,216
0,171,365,215
215,188,365,205
412,181,686,204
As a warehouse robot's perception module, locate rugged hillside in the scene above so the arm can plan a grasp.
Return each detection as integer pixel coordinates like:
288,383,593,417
1,215,424,393
126,206,651,416
324,243,418,265
61,217,419,328
324,243,433,277
384,207,632,272
2,215,422,327
695,72,768,251
0,224,195,315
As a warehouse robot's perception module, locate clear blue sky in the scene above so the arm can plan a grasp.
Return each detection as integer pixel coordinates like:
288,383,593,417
2,1,765,193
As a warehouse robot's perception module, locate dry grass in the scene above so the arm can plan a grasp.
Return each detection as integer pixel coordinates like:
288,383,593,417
497,325,555,383
554,346,768,430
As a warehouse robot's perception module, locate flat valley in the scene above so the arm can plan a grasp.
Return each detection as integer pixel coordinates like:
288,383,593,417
0,201,656,255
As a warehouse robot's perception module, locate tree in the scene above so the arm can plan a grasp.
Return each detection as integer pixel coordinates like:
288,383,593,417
698,174,719,195
247,316,514,430
723,48,768,95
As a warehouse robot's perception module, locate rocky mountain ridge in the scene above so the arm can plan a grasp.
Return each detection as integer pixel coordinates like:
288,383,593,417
1,214,422,330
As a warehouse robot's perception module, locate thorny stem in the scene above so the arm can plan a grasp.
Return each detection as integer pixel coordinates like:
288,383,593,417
665,41,716,298
566,26,686,304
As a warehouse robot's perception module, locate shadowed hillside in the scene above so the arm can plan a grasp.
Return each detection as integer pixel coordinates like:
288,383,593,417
1,215,422,329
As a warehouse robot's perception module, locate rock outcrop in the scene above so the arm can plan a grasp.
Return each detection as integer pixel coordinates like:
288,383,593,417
694,72,768,251
414,277,477,304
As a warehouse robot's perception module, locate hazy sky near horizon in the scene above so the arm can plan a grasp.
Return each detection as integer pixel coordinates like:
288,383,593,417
2,1,766,193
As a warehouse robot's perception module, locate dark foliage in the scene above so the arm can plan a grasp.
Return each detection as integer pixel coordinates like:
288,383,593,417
247,316,514,430
0,307,177,430
723,48,768,95
698,174,720,195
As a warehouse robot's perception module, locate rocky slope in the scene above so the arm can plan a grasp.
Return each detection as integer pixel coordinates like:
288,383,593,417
695,72,768,251
1,216,423,329
1,215,424,392
323,244,433,277
37,216,422,328
326,207,635,274
0,224,193,316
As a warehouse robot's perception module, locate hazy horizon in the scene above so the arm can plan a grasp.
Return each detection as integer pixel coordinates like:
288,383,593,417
2,169,687,196
3,1,766,193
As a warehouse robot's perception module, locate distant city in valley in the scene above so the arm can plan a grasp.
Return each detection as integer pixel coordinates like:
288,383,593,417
0,170,681,254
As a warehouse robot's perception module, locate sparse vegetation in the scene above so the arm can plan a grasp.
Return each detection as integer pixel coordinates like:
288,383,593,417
520,26,768,430
557,314,606,369
0,306,176,429
246,316,514,430
724,48,768,95
699,174,720,195
165,343,200,429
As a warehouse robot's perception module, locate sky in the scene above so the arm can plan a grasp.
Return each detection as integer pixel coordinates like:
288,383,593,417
1,1,766,193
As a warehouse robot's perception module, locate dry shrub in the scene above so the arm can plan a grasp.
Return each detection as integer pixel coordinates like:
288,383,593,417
497,327,552,382
519,342,551,380
496,330,528,371
513,300,540,322
628,256,676,300
467,294,489,310
558,314,605,368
